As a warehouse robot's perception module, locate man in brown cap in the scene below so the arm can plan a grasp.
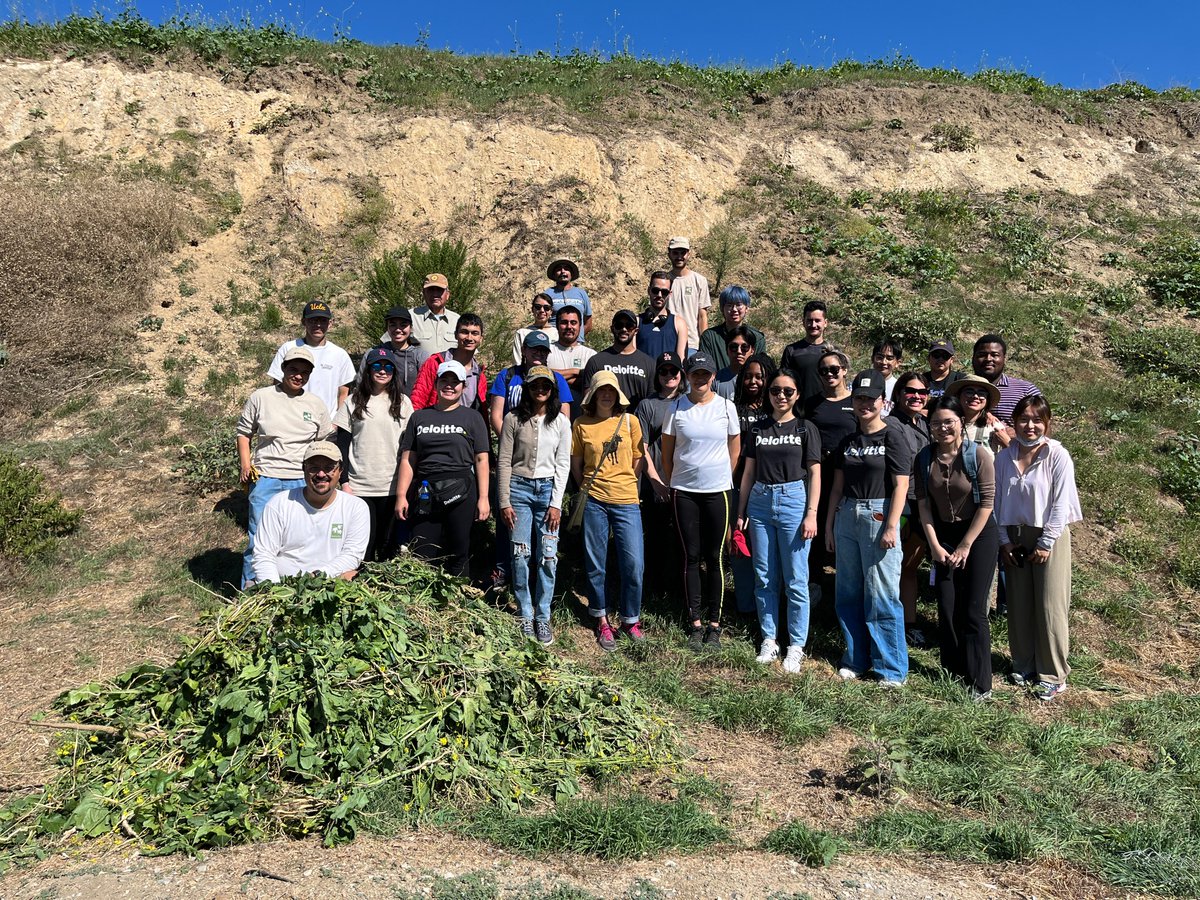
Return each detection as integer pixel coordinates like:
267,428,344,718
545,257,593,336
409,273,460,354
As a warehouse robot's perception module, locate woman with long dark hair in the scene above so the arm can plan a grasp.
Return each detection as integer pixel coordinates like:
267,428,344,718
736,369,821,672
802,349,856,594
334,348,414,562
730,353,777,615
916,395,998,700
498,366,571,644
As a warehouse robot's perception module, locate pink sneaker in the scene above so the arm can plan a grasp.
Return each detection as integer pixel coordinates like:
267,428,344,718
596,620,616,651
623,621,646,642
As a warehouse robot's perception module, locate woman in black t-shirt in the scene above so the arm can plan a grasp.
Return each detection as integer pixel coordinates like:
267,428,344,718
825,369,914,686
803,349,856,587
735,370,821,674
730,353,776,615
395,360,491,578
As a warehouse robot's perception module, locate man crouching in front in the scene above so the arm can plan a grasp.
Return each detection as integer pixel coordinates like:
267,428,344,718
249,440,370,585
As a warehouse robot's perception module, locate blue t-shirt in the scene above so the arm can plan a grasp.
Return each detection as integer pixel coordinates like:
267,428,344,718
546,287,593,333
489,365,574,416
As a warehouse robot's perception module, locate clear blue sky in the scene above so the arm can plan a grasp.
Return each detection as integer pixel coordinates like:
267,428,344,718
9,1,1198,90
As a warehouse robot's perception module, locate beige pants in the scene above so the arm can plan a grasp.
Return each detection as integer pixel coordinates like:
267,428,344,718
1004,525,1071,684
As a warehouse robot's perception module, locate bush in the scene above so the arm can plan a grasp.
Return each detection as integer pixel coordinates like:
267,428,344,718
1142,235,1200,311
0,451,81,560
761,820,843,867
357,239,484,341
927,123,978,152
1158,433,1200,510
839,277,965,353
174,426,240,494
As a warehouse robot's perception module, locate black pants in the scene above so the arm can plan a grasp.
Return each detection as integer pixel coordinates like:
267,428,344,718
640,491,680,606
409,471,477,578
808,458,836,584
673,488,731,625
361,494,399,563
932,517,998,693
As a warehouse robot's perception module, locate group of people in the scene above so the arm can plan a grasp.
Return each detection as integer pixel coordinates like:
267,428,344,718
235,242,1082,701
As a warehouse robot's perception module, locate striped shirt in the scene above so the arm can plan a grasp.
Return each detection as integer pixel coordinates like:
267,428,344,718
993,373,1040,425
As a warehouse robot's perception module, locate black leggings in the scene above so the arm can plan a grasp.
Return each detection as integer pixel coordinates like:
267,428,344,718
409,472,477,578
932,517,998,693
360,494,399,563
673,488,731,625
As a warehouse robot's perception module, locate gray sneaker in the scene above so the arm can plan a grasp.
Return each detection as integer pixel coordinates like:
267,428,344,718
534,620,553,646
519,618,535,639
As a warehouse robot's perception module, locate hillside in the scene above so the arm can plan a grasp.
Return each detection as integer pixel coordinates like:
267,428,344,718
2,19,1200,899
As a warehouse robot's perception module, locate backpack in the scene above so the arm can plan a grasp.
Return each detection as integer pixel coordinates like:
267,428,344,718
917,440,981,505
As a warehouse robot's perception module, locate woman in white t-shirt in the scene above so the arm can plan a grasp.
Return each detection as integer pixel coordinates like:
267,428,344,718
661,352,741,650
333,348,413,562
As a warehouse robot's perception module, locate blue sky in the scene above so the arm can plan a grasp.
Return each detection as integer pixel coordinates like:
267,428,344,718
9,1,1198,90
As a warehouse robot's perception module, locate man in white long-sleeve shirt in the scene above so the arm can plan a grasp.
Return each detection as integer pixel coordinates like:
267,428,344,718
252,440,370,584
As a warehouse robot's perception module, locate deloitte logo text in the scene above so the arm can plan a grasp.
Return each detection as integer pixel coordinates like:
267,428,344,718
603,364,647,376
417,424,468,436
755,434,807,447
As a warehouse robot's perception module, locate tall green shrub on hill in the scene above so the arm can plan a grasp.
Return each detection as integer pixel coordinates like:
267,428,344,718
0,452,81,560
357,239,484,341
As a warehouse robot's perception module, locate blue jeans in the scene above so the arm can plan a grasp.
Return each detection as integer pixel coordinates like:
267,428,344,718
834,498,907,681
242,475,305,587
582,498,644,624
509,475,559,622
747,481,813,646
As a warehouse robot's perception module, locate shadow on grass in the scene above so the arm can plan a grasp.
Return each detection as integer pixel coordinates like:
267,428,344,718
187,547,241,598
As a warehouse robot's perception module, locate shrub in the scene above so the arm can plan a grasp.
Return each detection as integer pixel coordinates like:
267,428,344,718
357,239,484,341
761,820,843,867
700,216,749,293
0,451,81,560
1142,235,1200,311
1158,433,1200,510
174,424,240,494
839,277,965,353
928,123,978,152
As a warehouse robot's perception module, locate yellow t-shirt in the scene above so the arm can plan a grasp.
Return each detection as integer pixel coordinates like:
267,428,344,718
571,414,644,506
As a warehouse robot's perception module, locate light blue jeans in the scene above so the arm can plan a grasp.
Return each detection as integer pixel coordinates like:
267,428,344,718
509,475,559,622
242,475,305,587
834,498,907,681
582,498,644,624
747,481,813,646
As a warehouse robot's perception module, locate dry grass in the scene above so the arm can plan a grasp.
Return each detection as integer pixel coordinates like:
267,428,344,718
0,176,178,410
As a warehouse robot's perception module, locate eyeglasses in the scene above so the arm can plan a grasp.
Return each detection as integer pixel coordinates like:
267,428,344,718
649,288,671,297
818,366,843,375
873,354,899,362
532,304,553,312
728,342,752,352
932,420,959,430
304,462,339,474
769,386,797,398
903,387,930,397
369,361,395,373
724,300,748,308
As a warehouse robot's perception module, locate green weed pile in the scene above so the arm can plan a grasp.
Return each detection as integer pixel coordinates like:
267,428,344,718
0,559,674,866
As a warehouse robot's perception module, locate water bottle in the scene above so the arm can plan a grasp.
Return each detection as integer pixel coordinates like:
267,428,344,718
417,480,432,516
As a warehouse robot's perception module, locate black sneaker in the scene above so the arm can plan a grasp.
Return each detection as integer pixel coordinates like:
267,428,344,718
519,618,535,639
687,626,705,652
703,625,722,650
534,620,553,646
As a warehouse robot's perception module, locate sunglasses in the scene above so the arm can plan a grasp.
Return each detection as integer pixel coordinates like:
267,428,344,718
528,380,552,392
658,367,681,377
903,387,930,397
818,366,843,375
960,388,989,398
728,342,752,352
369,361,395,373
532,304,553,312
649,287,671,297
614,322,636,331
769,386,796,398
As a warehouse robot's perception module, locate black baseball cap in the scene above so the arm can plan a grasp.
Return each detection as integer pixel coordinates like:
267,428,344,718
612,309,638,328
850,369,886,399
684,351,718,375
302,301,332,320
929,338,955,356
384,306,412,323
656,351,682,373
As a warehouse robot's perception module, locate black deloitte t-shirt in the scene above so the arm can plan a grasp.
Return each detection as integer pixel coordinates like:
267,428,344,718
803,394,857,459
745,417,822,485
399,406,490,476
581,349,655,411
833,425,915,500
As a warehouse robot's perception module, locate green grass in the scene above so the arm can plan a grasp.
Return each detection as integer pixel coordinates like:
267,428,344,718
761,820,843,867
464,794,730,860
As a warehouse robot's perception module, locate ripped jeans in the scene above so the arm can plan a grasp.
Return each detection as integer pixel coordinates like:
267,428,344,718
509,474,560,622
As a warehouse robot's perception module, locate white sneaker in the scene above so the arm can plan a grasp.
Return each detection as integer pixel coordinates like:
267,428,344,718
756,638,779,664
782,645,805,674
837,666,860,681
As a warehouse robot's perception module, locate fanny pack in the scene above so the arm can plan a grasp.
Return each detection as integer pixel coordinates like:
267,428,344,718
429,474,471,509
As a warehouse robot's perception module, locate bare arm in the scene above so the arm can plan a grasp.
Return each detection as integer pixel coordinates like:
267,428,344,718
736,457,757,527
881,475,909,549
802,461,821,540
660,432,676,487
237,434,253,483
488,395,505,439
727,432,741,480
825,470,844,553
675,319,688,361
337,384,351,409
395,451,414,520
475,451,491,522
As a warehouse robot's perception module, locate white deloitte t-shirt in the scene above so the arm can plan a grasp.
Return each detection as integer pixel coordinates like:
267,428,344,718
663,394,740,492
267,339,356,417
